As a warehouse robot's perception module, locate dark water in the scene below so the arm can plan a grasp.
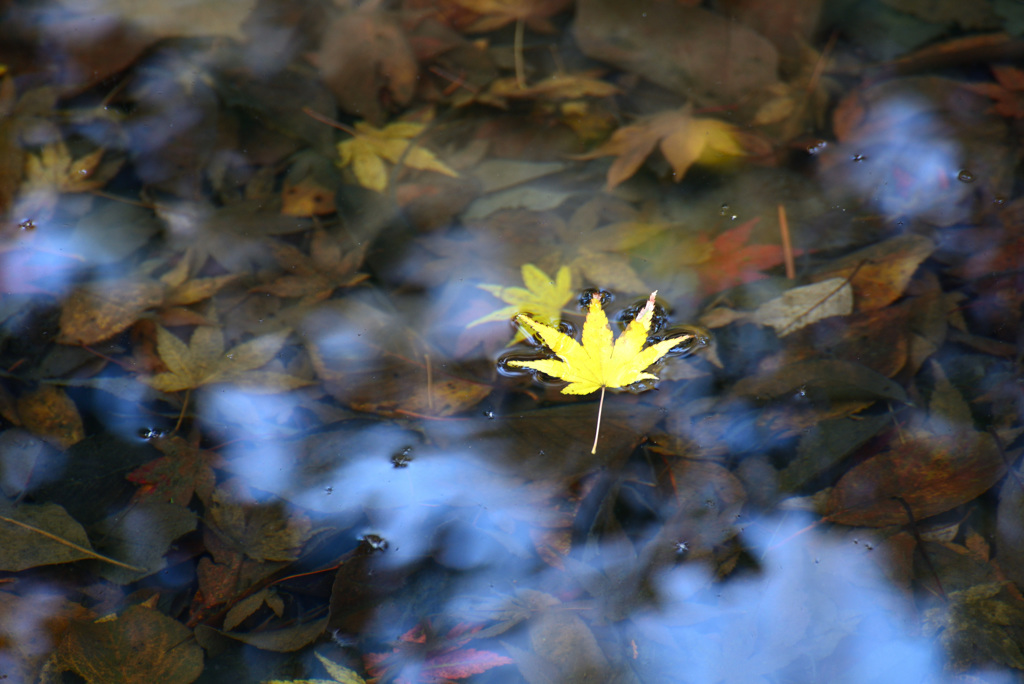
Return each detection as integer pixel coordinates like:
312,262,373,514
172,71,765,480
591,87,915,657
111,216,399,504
2,0,1024,682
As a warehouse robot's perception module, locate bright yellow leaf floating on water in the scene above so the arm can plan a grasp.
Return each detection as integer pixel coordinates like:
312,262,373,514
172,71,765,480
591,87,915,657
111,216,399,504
511,291,691,453
336,120,458,192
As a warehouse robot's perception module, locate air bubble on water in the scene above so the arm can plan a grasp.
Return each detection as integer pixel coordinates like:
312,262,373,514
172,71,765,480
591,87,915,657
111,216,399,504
484,410,495,419
806,140,827,155
138,427,165,441
674,540,689,555
719,203,730,216
957,169,975,183
851,154,865,162
324,486,333,495
391,447,412,468
362,534,388,551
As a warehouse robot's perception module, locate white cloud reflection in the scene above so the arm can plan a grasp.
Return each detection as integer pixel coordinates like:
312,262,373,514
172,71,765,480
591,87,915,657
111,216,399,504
638,515,942,683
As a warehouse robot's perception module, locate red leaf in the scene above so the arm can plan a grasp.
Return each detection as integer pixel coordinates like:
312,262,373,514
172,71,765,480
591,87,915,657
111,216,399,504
126,436,216,505
419,648,514,682
694,218,786,295
365,624,513,683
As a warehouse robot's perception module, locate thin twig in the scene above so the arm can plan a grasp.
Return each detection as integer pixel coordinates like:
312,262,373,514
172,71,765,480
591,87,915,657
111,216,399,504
778,203,795,279
302,107,358,136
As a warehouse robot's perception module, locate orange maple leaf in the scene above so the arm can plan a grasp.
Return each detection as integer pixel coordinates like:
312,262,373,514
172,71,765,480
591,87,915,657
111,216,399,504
578,105,772,190
693,218,786,295
964,65,1024,118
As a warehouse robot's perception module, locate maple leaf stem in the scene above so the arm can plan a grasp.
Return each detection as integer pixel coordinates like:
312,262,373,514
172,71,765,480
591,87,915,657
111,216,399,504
173,388,191,434
591,386,605,454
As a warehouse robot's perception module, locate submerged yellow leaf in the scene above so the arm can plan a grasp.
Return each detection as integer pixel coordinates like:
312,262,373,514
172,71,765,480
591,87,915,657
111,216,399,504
336,120,458,192
469,264,573,342
142,326,313,393
510,291,692,453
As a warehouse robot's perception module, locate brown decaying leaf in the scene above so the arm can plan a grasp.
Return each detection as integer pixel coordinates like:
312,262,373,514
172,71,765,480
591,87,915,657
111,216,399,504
826,363,1005,527
204,486,312,562
0,502,103,571
252,229,368,306
574,0,780,105
142,325,312,394
811,234,935,311
0,587,88,684
314,8,418,125
57,604,204,684
91,502,198,585
58,279,166,346
16,384,85,450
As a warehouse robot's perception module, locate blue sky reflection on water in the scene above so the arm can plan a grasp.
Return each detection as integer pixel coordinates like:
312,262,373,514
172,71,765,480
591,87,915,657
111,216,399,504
215,390,952,682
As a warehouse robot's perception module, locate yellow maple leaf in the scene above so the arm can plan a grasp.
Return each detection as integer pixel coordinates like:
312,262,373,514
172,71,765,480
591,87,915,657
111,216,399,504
17,141,117,220
468,264,573,341
23,141,107,194
143,326,313,394
579,105,770,190
510,291,693,453
336,120,458,192
265,651,366,684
